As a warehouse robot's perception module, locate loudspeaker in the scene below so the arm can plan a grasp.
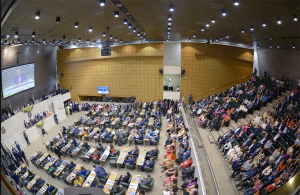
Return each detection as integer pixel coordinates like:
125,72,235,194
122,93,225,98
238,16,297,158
60,72,63,77
159,68,163,74
182,69,185,75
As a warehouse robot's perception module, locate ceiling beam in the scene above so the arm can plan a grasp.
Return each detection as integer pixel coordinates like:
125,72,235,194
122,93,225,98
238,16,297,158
1,0,20,28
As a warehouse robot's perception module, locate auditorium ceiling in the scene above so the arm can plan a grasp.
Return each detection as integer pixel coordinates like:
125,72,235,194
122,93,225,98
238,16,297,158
1,0,299,50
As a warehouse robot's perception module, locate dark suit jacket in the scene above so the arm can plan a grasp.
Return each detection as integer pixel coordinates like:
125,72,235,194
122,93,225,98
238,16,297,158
13,74,26,85
121,175,130,183
148,150,158,156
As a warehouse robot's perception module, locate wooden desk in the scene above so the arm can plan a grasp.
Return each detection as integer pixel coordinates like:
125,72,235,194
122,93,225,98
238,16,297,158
54,160,70,177
82,169,96,187
126,174,140,195
36,152,50,166
151,109,156,116
136,149,147,172
15,163,26,174
61,143,72,155
103,172,118,194
26,174,40,190
81,117,91,125
72,142,84,159
100,146,110,166
122,117,130,127
89,128,98,141
100,128,112,143
148,117,155,128
21,170,29,180
140,109,145,117
111,118,120,126
66,164,83,185
127,131,137,145
84,144,98,164
45,136,59,147
37,181,51,194
43,156,58,171
143,133,150,146
100,117,110,125
116,148,129,169
30,149,42,161
135,118,143,127
55,189,64,195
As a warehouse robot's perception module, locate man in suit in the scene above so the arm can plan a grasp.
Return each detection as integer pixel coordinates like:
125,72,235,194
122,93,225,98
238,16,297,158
23,131,30,145
150,132,160,145
155,109,162,119
115,130,123,146
216,130,232,148
181,164,195,179
123,155,136,168
128,146,139,157
103,130,111,143
141,158,155,171
116,172,131,185
208,116,220,131
138,126,146,134
246,139,258,154
149,101,153,110
146,147,158,159
235,129,245,143
134,132,143,145
139,174,153,187
110,184,124,195
138,100,142,110
243,134,253,148
13,69,26,86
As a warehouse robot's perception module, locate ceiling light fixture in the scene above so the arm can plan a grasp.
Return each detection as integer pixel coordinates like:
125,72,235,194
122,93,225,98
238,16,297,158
6,34,10,38
128,23,132,28
167,39,169,41
56,17,60,23
277,45,280,48
167,31,170,34
79,38,81,41
87,39,89,42
15,31,18,38
216,38,219,41
110,35,113,39
233,0,239,6
168,22,172,25
201,27,204,31
211,18,215,23
257,45,259,48
143,37,146,40
17,39,20,43
12,41,14,45
32,32,35,37
251,45,253,48
89,27,92,32
75,22,78,28
100,0,105,6
137,32,140,36
94,40,96,43
262,21,266,27
125,42,127,44
115,37,118,41
35,12,40,19
103,32,106,36
270,45,272,48
241,29,244,33
168,15,172,21
114,11,119,17
206,22,209,27
120,39,122,42
133,28,136,32
220,37,223,40
146,39,148,42
226,35,229,38
189,38,191,41
221,10,226,16
140,35,143,38
293,45,295,49
193,34,196,38
20,42,23,45
167,26,171,30
4,40,7,44
277,18,281,24
169,5,174,12
250,26,254,31
25,41,27,44
123,19,127,24
293,14,298,21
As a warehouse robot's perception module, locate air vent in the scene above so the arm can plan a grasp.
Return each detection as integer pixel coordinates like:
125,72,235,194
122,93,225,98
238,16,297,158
125,12,130,15
210,3,224,9
190,30,196,32
116,4,122,7
90,9,104,16
115,25,124,28
10,27,18,31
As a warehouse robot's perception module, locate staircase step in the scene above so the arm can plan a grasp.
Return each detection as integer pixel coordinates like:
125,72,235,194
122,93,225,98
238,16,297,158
207,135,215,144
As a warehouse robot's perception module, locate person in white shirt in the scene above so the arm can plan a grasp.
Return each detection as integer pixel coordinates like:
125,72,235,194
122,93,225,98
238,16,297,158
253,114,261,124
162,186,171,195
176,86,180,91
222,140,232,155
153,101,157,110
143,101,147,109
168,80,173,91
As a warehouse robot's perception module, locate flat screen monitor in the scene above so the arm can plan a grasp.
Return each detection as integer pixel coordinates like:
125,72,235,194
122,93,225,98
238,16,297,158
2,63,35,99
97,86,109,94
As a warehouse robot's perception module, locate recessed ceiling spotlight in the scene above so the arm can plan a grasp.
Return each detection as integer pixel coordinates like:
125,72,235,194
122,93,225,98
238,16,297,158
167,26,171,30
115,37,118,41
216,38,219,41
201,27,204,31
168,15,172,21
12,41,14,45
193,34,196,38
128,23,132,28
120,39,122,42
241,29,244,33
6,34,10,38
167,30,170,34
144,32,146,35
143,37,146,40
75,22,78,28
293,14,298,21
125,42,127,44
89,27,92,32
103,32,106,36
110,35,113,39
124,19,127,24
188,38,191,41
4,40,7,44
277,45,280,48
100,0,105,6
270,45,272,48
87,39,89,42
137,32,140,36
277,18,281,24
25,41,27,44
15,31,18,38
146,39,149,42
262,21,266,27
226,35,229,38
140,35,143,38
257,45,259,48
206,22,209,27
114,11,119,17
221,10,226,16
20,42,23,45
251,45,253,48
56,17,60,23
17,39,20,43
83,43,85,45
293,45,295,49
94,40,96,43
90,43,92,45
80,44,82,46
167,39,169,41
32,32,35,37
220,37,222,40
211,18,215,23
233,0,239,6
35,12,40,19
169,5,174,12
79,38,81,41
250,26,254,31
168,22,172,25
133,28,136,32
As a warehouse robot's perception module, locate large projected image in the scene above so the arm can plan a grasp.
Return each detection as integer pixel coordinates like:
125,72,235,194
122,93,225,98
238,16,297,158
97,86,109,94
2,63,35,98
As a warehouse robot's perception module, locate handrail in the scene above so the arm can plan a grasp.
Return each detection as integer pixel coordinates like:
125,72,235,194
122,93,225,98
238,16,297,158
181,103,206,195
194,74,252,98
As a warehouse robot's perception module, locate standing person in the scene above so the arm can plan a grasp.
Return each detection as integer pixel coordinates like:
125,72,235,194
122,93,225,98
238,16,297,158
20,150,29,166
153,100,157,110
23,131,30,146
162,103,166,117
1,143,9,156
65,105,69,117
290,77,294,92
69,102,72,115
41,128,48,137
189,93,193,105
15,142,21,152
138,100,142,110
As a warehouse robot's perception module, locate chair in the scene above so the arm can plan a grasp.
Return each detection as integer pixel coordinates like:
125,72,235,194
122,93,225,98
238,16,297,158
120,175,132,188
268,145,275,155
106,135,115,143
147,150,160,160
282,142,289,151
92,159,100,164
94,137,101,142
126,161,136,170
110,150,120,158
114,189,125,195
99,173,110,183
261,187,267,195
47,167,55,177
50,187,58,195
136,139,144,145
139,178,154,191
144,160,156,172
109,156,118,168
83,136,89,141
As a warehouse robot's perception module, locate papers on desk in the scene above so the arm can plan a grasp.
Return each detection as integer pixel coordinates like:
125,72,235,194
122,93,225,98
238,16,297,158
57,190,64,195
139,154,145,158
87,175,95,181
120,153,126,157
91,171,96,175
106,179,115,185
129,183,139,189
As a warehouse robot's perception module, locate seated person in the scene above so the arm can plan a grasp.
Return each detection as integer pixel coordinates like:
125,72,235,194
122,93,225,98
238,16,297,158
36,178,45,186
91,152,100,160
110,184,124,194
146,146,159,158
73,175,83,187
102,130,111,143
30,186,39,193
116,172,131,185
134,132,143,145
150,132,160,145
139,174,153,187
128,146,139,157
60,171,69,180
179,157,193,170
82,142,89,150
67,161,76,171
71,138,78,147
109,145,116,156
80,167,88,177
46,183,55,194
122,155,136,168
141,158,155,171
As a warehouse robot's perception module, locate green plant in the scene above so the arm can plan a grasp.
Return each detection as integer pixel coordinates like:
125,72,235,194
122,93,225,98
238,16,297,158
35,120,44,127
22,105,34,112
